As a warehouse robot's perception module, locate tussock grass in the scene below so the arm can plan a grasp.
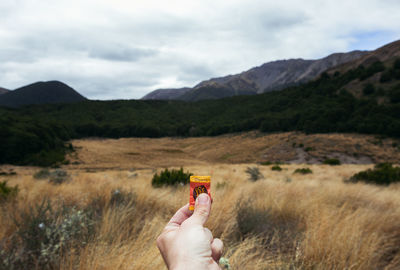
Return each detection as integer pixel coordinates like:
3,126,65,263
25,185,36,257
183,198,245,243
0,164,399,269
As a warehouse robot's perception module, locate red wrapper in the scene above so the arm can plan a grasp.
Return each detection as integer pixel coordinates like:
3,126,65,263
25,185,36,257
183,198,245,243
189,176,211,211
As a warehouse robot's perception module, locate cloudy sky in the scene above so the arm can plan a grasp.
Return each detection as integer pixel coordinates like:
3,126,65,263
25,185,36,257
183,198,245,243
0,0,399,99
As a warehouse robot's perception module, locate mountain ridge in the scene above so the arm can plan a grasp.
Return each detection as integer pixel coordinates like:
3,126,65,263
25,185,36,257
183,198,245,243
142,50,368,101
0,81,87,108
0,87,10,95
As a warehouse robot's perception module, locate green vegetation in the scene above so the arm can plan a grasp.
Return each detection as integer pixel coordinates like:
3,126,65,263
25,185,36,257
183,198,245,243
293,168,313,174
0,181,18,202
0,171,17,176
348,163,400,185
271,165,282,171
363,83,375,95
323,158,341,165
260,161,273,166
151,168,193,187
33,169,70,184
1,59,400,166
33,169,51,179
245,167,263,181
380,59,400,83
0,190,136,269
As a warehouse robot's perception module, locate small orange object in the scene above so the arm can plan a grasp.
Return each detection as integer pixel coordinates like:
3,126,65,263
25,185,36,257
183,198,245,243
189,176,211,211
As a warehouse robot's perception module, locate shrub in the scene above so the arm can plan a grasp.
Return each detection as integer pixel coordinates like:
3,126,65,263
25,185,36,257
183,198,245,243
245,167,263,182
33,169,51,179
363,83,375,95
260,161,272,166
380,70,393,83
48,169,70,184
33,169,70,184
388,84,400,103
348,163,400,185
323,158,341,165
109,188,137,207
271,165,282,171
0,181,18,202
304,147,314,152
394,58,400,70
294,168,313,174
151,168,193,187
0,171,17,176
2,199,95,269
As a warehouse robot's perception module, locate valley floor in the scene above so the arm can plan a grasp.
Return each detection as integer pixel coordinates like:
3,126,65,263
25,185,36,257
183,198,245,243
0,132,399,269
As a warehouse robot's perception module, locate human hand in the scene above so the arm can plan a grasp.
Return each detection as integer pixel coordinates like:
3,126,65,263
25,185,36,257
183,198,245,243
157,193,223,270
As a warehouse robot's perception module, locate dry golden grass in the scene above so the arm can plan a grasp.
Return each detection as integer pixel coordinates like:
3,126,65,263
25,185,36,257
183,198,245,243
1,161,400,269
67,131,400,169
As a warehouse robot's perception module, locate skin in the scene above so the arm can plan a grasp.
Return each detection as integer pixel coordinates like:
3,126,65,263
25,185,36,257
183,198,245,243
157,193,224,270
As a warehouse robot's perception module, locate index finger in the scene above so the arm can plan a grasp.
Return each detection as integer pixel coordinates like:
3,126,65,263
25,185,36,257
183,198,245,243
165,203,193,229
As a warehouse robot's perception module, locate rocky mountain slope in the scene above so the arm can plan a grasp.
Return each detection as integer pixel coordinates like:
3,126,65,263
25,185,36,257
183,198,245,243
326,39,400,101
0,81,87,108
142,87,192,100
142,50,368,101
0,87,9,95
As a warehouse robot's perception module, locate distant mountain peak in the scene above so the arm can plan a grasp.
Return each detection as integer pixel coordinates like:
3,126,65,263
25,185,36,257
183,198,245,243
0,87,10,95
0,80,87,108
142,49,368,101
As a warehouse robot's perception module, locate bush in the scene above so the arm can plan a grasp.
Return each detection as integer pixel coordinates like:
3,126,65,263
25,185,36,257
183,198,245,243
109,188,136,207
323,158,341,165
348,163,400,185
0,171,17,176
260,161,272,165
33,169,51,179
388,84,400,103
380,70,393,83
0,181,18,202
33,169,70,184
1,199,95,269
394,58,400,70
293,168,313,174
363,83,375,95
245,167,263,181
271,165,282,171
48,169,70,184
151,168,193,187
304,146,314,152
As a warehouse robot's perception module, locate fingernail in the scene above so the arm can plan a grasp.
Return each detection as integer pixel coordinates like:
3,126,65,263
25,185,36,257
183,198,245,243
197,193,209,205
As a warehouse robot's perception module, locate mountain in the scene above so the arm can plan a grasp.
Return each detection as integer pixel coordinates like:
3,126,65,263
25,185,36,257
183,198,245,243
0,87,10,95
324,39,400,100
142,87,192,100
0,81,87,108
328,40,400,74
142,50,368,101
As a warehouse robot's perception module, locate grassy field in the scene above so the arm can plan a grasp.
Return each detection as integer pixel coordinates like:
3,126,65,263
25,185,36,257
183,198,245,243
1,133,399,269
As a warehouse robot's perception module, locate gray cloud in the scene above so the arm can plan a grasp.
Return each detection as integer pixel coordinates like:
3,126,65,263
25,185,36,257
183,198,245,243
0,0,399,99
88,45,157,62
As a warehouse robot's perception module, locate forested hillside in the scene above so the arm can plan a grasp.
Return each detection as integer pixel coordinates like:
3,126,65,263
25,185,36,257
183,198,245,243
1,58,399,166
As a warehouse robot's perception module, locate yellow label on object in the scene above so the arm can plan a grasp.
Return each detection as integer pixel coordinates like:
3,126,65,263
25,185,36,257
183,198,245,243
190,176,211,183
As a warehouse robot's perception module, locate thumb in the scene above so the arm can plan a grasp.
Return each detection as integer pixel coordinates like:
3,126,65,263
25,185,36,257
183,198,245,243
186,193,211,226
